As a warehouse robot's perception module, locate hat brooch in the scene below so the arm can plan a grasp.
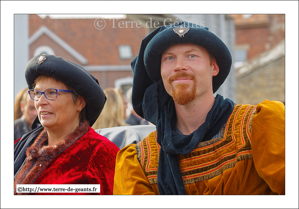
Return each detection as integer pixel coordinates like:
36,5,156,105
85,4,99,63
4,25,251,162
173,25,189,38
37,54,46,65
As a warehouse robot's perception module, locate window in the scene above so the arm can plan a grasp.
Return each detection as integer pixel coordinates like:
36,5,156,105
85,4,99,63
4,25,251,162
243,14,253,19
115,76,133,97
118,45,132,59
34,46,55,56
234,49,247,68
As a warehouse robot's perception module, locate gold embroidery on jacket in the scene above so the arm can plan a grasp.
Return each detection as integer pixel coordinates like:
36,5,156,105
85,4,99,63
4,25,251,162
136,105,256,185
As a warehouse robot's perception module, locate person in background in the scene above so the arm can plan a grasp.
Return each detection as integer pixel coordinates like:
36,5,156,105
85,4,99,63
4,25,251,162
14,88,37,141
14,54,119,195
92,88,128,129
14,87,28,121
125,87,149,125
117,88,128,120
113,21,285,195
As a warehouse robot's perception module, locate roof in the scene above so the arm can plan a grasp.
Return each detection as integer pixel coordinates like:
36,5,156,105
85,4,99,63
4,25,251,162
29,15,147,66
230,14,269,28
28,26,88,64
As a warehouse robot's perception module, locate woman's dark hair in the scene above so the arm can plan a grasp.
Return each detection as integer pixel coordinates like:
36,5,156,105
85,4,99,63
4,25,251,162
67,86,87,124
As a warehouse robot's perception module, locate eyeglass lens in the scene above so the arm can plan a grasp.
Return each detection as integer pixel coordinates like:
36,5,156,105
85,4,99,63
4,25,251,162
29,88,58,100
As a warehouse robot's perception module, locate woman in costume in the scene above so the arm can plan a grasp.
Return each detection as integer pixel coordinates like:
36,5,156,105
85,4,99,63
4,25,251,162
14,54,119,195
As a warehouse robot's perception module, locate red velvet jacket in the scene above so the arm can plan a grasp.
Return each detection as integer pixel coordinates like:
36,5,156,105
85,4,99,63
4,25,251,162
14,121,119,195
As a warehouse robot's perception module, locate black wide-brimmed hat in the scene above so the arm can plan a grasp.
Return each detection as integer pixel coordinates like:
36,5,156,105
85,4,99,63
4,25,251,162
131,21,232,121
25,54,106,126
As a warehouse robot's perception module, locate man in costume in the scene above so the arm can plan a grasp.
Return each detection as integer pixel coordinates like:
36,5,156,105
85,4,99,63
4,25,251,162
14,89,37,141
113,21,285,195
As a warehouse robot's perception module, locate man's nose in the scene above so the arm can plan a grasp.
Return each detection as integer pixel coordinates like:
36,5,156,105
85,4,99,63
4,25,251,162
174,57,187,72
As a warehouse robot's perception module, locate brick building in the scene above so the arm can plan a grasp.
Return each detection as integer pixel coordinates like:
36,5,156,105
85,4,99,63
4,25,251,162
28,15,147,95
25,14,236,101
14,14,236,123
231,14,285,104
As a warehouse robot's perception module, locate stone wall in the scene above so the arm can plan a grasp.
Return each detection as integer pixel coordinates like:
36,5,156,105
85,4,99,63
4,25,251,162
236,55,285,105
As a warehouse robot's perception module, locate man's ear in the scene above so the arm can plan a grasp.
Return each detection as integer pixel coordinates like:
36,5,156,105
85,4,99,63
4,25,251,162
20,101,25,114
212,59,220,77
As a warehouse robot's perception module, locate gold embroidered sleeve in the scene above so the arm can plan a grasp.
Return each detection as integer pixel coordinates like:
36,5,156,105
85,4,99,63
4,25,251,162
113,143,155,195
251,100,285,194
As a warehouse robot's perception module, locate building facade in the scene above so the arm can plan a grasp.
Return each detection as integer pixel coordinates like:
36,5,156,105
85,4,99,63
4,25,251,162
15,14,236,102
231,14,285,104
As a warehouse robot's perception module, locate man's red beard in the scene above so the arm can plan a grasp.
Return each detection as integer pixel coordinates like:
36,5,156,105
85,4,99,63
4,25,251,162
168,72,197,105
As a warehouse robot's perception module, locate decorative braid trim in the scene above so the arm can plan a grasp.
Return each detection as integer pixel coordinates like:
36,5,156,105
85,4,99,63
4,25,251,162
136,105,256,185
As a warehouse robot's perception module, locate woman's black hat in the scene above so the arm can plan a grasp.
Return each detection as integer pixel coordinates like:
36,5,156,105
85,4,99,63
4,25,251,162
25,54,106,126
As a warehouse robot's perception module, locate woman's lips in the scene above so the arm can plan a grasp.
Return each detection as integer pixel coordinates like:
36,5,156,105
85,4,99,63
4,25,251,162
40,111,53,118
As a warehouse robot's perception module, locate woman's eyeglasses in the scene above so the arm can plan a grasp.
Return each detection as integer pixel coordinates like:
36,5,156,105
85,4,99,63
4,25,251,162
28,88,74,101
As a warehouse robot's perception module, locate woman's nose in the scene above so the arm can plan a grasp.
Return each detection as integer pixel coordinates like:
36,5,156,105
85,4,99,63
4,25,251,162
35,93,48,106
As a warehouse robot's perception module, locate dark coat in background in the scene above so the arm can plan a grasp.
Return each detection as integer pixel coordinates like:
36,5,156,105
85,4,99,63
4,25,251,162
14,116,30,141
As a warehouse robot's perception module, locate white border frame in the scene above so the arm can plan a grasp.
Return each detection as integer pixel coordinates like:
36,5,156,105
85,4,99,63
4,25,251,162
1,1,298,208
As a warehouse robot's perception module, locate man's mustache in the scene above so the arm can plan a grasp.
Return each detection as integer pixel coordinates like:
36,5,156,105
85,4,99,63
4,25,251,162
168,72,195,83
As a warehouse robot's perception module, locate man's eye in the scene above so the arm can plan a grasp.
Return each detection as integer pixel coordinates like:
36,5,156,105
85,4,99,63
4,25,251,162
188,54,196,58
166,56,174,60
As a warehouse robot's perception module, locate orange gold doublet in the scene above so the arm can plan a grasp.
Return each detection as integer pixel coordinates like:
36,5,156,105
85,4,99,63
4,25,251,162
136,104,256,185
